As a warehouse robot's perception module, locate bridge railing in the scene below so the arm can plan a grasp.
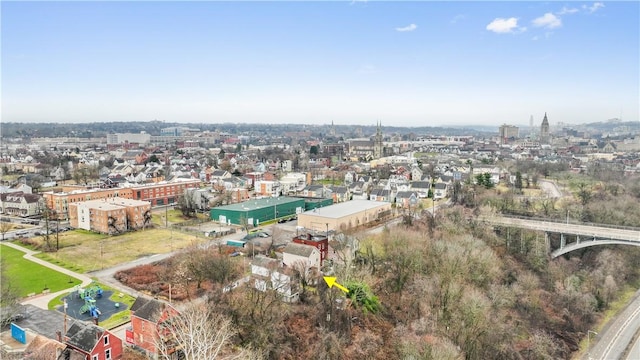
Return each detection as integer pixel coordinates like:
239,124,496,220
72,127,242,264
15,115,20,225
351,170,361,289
497,214,640,232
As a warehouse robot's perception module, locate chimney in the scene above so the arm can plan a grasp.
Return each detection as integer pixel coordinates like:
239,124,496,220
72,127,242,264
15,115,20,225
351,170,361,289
56,330,62,342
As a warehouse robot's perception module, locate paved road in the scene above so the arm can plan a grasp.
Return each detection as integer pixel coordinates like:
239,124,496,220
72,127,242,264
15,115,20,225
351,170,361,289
1,242,93,309
584,287,640,360
625,327,640,360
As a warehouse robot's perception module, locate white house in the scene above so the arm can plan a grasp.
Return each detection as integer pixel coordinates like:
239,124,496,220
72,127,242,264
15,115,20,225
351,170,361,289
282,243,321,271
434,183,448,199
0,192,44,217
255,180,281,197
280,172,307,195
251,256,299,303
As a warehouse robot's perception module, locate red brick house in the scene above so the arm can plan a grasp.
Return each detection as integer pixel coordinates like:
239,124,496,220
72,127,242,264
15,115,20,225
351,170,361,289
64,322,123,360
292,233,329,266
128,297,180,357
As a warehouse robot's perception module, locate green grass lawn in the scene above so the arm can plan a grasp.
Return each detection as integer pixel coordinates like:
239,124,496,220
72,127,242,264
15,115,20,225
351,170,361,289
152,209,189,227
0,244,82,297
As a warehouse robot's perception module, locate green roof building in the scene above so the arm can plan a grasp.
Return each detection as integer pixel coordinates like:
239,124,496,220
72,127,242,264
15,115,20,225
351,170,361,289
210,196,305,226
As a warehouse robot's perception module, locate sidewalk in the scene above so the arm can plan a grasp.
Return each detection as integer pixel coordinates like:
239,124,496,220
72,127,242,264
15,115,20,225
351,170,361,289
1,242,93,309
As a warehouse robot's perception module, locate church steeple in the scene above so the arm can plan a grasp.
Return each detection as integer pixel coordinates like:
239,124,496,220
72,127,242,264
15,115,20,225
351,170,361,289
374,121,383,159
540,112,550,144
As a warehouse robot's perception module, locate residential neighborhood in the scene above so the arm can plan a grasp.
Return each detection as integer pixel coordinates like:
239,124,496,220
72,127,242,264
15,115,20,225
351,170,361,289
2,118,640,360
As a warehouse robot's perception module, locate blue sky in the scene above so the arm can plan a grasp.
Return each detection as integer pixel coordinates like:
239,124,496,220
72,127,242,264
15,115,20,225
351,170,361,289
2,1,638,127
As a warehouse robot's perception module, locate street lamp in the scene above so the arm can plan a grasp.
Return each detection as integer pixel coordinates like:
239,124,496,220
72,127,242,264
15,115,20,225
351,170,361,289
566,210,570,225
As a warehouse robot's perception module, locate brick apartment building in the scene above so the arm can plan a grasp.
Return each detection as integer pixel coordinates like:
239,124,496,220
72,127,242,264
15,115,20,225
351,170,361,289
125,178,200,206
292,233,329,266
68,198,151,234
128,297,180,358
43,179,200,219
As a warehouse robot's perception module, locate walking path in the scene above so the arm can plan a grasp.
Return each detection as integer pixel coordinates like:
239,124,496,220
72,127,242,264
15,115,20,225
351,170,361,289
1,242,93,309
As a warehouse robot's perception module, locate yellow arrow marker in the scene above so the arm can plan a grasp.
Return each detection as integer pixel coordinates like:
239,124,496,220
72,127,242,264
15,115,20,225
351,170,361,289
323,276,349,293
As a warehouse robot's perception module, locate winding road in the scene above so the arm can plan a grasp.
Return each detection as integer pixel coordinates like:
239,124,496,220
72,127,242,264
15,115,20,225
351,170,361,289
534,180,640,360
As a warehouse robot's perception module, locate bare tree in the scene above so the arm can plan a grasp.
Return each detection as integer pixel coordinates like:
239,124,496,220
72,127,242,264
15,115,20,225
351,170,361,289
107,215,122,235
0,220,12,242
40,206,58,251
177,190,197,218
0,264,22,327
142,209,152,231
155,301,261,360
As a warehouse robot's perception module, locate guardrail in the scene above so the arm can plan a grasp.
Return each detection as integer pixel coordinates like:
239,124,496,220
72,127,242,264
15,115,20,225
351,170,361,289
496,214,640,231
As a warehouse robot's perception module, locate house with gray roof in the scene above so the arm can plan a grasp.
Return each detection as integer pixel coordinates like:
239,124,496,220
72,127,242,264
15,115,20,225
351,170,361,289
282,243,320,271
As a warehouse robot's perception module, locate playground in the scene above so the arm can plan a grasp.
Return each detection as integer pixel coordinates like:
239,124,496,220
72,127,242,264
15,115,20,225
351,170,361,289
56,282,129,324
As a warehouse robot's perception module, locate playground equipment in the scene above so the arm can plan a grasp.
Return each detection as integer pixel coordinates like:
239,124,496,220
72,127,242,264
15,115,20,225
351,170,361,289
75,283,103,320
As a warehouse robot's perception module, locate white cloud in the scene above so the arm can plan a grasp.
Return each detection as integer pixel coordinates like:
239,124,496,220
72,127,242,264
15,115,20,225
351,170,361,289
584,2,605,13
532,32,554,41
395,24,417,32
532,13,562,29
557,6,579,15
486,17,524,34
450,14,466,24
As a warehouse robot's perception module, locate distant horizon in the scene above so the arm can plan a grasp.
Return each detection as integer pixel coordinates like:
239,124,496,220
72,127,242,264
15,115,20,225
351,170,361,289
2,2,638,126
3,117,635,131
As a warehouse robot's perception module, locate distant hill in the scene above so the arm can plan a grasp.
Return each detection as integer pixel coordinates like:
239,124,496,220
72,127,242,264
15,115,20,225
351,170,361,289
0,121,495,138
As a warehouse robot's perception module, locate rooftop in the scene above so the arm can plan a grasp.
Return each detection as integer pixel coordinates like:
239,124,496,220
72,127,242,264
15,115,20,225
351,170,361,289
130,296,175,323
212,196,303,212
300,200,389,220
283,243,317,258
76,198,150,209
65,322,104,353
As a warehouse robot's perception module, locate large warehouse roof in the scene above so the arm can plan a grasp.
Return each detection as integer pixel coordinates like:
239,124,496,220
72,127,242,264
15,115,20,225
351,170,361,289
213,196,302,211
302,200,388,219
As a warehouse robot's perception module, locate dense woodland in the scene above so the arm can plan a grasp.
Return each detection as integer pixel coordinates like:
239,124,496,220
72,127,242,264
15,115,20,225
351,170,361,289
117,171,640,359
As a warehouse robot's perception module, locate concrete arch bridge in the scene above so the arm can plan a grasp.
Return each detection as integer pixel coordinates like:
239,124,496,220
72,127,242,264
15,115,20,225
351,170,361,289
482,215,640,258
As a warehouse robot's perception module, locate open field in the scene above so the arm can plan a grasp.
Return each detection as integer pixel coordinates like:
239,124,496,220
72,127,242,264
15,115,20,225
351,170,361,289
32,228,207,272
151,208,189,227
0,244,82,297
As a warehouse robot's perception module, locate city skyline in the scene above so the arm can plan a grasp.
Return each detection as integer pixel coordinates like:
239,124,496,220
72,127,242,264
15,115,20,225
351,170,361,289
2,1,638,127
